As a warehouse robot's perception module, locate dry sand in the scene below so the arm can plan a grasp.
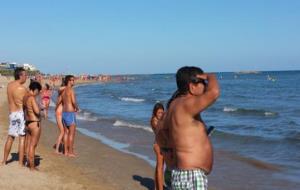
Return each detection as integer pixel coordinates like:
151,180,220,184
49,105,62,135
0,78,154,190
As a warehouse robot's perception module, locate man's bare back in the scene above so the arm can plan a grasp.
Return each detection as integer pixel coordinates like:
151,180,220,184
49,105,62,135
7,80,27,113
2,68,27,166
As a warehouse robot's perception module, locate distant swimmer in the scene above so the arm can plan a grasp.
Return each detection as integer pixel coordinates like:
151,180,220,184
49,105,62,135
267,75,276,82
1,68,27,166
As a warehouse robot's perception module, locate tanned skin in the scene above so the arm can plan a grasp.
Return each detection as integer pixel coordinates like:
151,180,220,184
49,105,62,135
56,77,79,157
24,87,41,171
1,70,27,166
164,74,219,173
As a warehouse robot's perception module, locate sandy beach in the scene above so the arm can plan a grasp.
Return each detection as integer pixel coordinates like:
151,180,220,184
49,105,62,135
1,75,299,190
0,77,154,190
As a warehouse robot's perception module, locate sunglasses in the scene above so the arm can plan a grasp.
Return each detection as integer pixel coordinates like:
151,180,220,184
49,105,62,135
191,77,207,86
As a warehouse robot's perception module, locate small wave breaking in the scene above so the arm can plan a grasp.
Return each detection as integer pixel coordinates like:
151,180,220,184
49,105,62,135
223,107,278,117
76,114,98,122
113,120,152,133
76,110,98,121
120,97,145,103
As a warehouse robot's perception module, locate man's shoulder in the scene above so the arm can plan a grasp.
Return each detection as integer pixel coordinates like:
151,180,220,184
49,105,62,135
7,80,16,87
65,86,74,92
170,97,197,118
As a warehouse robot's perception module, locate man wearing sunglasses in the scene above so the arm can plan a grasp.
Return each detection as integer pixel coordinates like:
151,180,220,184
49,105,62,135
164,66,220,190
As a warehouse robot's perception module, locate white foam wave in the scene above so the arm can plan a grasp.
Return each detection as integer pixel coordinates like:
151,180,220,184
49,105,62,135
49,100,56,107
113,120,152,133
223,107,237,112
264,112,276,116
76,114,98,122
120,97,145,103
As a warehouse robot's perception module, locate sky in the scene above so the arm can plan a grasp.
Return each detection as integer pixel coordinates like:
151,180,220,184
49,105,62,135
0,0,299,74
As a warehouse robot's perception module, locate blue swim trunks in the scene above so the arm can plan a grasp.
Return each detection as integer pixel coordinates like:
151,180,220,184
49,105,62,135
62,112,76,127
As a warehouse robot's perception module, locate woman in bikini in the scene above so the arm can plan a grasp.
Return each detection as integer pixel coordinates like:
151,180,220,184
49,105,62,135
54,78,66,154
41,83,52,119
24,81,42,171
151,103,165,190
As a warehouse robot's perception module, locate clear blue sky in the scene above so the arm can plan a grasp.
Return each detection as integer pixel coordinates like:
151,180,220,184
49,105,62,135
1,0,299,74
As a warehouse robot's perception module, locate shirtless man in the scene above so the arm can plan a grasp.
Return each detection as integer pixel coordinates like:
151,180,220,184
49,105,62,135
1,67,27,166
56,75,79,157
164,66,220,190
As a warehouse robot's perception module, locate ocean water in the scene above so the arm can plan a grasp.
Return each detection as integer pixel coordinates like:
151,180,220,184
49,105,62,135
49,71,300,184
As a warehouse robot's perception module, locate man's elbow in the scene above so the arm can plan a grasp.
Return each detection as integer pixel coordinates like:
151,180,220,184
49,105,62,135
211,88,220,100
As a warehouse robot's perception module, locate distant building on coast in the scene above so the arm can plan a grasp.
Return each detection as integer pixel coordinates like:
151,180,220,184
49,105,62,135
0,62,18,69
0,62,38,71
23,63,37,71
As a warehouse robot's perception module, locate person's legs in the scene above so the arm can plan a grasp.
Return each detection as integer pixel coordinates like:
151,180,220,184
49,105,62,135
1,136,15,165
153,143,164,190
25,131,31,165
45,101,50,119
28,123,41,171
18,135,26,166
55,114,64,154
67,124,76,157
63,126,69,156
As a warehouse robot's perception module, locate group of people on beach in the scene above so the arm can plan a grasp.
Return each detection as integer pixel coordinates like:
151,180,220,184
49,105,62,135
151,66,220,190
0,66,219,190
1,67,79,171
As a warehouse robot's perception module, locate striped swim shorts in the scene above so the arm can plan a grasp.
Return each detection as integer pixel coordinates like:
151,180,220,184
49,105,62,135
171,168,208,190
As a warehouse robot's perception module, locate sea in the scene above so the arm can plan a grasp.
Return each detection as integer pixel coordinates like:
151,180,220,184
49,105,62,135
48,71,300,187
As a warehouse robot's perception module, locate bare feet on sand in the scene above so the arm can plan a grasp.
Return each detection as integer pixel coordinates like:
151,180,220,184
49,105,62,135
54,151,63,155
67,153,77,158
0,161,6,166
30,167,39,172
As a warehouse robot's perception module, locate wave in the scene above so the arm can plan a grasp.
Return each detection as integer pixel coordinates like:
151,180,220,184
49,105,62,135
223,106,278,117
77,127,155,166
120,97,145,103
285,131,300,142
113,120,153,133
49,100,56,107
76,110,98,121
76,114,98,122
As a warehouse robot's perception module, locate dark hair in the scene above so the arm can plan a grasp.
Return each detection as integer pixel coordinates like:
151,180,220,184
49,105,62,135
61,77,66,86
152,103,164,117
167,66,204,109
29,81,42,92
45,83,50,90
14,67,25,80
65,75,74,85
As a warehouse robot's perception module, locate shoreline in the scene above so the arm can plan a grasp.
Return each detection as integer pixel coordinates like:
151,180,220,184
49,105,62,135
1,76,299,190
0,78,155,190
